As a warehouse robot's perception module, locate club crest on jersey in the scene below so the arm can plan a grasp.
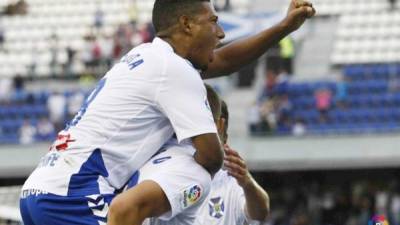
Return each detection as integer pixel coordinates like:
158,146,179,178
208,197,224,219
182,185,202,208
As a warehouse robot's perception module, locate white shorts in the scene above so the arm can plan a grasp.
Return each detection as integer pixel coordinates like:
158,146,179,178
126,142,212,224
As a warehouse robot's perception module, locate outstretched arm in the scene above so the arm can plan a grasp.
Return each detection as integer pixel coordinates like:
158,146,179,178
202,0,316,79
224,145,270,221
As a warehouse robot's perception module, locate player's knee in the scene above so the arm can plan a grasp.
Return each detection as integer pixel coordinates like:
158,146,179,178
108,195,137,223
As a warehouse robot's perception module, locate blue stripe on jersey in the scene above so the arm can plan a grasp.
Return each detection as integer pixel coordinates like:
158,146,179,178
68,149,109,196
126,171,140,189
20,192,115,225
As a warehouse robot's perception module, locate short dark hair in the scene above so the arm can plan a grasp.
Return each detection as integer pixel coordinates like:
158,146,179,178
152,0,210,33
220,100,229,130
205,84,221,121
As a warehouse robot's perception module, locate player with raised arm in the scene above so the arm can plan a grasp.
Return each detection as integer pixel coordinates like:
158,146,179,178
20,1,226,224
20,0,314,223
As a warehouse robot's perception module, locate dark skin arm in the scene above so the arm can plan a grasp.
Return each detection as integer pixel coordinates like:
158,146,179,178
192,133,224,176
107,181,170,225
202,0,316,79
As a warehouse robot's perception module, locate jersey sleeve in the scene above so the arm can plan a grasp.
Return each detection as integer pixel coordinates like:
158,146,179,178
156,62,217,143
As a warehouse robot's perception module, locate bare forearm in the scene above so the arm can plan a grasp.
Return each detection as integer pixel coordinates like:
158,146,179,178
192,134,224,176
203,21,291,79
203,0,316,79
243,177,270,221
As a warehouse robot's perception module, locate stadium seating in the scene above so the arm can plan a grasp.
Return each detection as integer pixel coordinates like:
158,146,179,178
332,10,400,64
0,0,251,78
280,64,400,135
312,0,393,16
0,0,132,77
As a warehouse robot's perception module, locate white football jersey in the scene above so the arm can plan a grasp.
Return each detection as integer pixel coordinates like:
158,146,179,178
193,170,261,225
126,139,211,225
22,38,217,196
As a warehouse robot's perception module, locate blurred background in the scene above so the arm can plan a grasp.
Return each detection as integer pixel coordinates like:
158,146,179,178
0,0,400,224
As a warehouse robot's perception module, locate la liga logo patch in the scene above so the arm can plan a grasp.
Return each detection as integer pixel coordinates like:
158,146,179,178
182,185,202,208
369,215,389,225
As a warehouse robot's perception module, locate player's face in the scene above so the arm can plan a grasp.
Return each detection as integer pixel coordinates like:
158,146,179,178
187,2,225,71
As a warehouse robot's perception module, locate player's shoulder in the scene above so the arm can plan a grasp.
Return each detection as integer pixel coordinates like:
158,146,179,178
165,55,200,79
126,42,165,65
213,170,237,186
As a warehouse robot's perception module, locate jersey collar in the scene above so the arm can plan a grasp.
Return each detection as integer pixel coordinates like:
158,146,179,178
152,37,174,53
153,37,196,69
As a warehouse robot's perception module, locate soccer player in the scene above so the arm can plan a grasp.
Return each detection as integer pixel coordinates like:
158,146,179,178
108,84,224,225
20,2,226,224
20,0,314,224
194,100,270,225
112,90,270,225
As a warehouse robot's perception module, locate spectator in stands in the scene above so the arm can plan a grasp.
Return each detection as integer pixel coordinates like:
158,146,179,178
114,23,134,58
19,119,36,145
36,117,55,142
82,34,95,70
82,35,102,74
49,33,59,77
265,44,281,75
275,69,290,96
63,46,76,77
12,74,26,103
276,94,292,131
4,0,28,15
47,91,67,132
315,88,332,123
128,0,138,25
279,36,295,75
390,192,400,224
335,76,348,109
28,47,38,77
99,34,114,69
260,97,278,132
94,7,104,31
15,0,28,14
0,77,12,104
389,0,397,10
389,74,400,93
0,19,4,52
91,37,102,72
248,103,263,135
260,70,278,100
292,119,306,136
67,91,84,121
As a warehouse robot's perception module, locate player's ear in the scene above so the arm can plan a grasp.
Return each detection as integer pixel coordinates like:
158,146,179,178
216,118,226,142
179,15,194,35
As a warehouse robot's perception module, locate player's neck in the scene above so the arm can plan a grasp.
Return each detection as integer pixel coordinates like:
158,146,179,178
159,36,190,60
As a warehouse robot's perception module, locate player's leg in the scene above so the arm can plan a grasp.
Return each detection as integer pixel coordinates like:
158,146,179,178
108,180,170,225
